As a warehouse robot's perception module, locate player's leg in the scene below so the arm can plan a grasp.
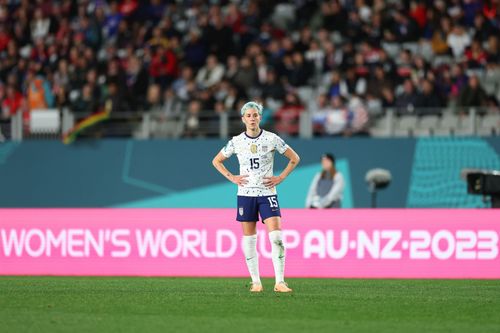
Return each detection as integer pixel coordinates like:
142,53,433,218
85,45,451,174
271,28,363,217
241,222,262,292
237,196,262,292
260,196,292,292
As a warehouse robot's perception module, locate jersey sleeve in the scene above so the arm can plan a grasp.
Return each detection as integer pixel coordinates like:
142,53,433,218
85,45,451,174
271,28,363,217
274,134,289,154
220,138,235,158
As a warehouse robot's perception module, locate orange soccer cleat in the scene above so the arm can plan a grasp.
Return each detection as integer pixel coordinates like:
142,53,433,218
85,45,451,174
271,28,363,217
249,282,264,293
274,282,292,293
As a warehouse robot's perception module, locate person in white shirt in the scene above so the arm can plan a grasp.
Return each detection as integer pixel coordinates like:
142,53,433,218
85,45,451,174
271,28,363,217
212,101,300,293
196,54,225,89
447,25,471,58
306,153,345,208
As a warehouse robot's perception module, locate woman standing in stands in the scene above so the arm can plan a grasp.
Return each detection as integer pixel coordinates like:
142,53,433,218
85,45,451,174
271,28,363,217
306,153,345,208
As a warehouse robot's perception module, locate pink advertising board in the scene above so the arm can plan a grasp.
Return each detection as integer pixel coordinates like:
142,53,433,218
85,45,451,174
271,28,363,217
0,209,499,278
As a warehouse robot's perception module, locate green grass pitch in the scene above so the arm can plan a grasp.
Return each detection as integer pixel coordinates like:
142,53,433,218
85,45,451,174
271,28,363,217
1,277,499,333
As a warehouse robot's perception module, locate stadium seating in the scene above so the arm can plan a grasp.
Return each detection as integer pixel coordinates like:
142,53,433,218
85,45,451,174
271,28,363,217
0,1,498,141
407,138,500,207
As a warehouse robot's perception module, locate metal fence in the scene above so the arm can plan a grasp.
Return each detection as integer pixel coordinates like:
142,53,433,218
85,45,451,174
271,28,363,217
3,107,500,142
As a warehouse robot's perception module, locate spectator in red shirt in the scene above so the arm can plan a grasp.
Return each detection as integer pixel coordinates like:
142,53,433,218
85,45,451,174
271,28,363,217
409,1,427,29
465,39,488,68
149,45,178,89
2,85,24,117
120,0,138,18
0,25,11,52
274,92,305,136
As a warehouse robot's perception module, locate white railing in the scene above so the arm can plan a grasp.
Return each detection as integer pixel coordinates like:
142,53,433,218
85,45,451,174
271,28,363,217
5,107,500,141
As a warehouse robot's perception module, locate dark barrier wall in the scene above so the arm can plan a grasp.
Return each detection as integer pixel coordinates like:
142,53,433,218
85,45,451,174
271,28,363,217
0,137,499,208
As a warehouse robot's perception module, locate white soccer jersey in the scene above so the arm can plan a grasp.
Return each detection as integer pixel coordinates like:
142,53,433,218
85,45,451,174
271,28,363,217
220,129,289,197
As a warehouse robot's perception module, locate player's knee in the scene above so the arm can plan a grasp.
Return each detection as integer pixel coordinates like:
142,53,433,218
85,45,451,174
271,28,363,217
269,231,284,249
275,239,285,251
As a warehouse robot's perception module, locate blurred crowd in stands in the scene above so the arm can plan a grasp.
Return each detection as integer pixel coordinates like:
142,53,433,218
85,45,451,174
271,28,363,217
0,0,499,138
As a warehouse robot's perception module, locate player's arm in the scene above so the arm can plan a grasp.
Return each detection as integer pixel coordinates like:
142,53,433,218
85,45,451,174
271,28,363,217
212,152,248,186
263,147,300,188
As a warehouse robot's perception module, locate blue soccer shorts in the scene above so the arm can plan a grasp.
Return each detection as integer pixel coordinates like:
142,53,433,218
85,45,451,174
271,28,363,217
236,195,281,222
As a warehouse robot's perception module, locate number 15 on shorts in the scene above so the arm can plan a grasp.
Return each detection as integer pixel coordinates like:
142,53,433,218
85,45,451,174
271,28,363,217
268,196,278,208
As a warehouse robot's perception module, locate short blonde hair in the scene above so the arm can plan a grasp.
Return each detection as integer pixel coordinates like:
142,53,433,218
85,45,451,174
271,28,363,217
240,101,263,116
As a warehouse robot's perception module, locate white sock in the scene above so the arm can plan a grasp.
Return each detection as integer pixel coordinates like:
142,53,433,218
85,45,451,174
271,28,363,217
268,230,285,284
242,234,260,284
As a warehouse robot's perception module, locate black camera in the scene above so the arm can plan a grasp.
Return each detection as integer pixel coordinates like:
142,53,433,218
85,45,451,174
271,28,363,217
463,169,500,208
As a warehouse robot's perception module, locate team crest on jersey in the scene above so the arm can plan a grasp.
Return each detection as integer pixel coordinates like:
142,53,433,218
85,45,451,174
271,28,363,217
262,145,268,152
250,144,257,154
239,207,244,216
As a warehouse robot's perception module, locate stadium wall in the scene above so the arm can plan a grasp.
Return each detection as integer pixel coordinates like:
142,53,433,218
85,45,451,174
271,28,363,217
0,137,499,208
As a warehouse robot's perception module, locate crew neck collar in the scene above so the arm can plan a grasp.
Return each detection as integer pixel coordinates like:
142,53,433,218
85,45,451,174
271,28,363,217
245,129,263,139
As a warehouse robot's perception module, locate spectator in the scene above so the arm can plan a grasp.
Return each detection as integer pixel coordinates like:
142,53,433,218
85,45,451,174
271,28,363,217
288,51,314,87
458,75,488,108
125,56,148,110
381,87,395,108
215,80,241,112
486,35,500,65
0,25,11,53
172,66,196,102
224,55,239,83
31,8,51,41
342,66,367,97
149,45,178,89
2,85,24,118
323,40,342,72
233,56,256,93
145,84,162,113
321,1,347,33
392,10,420,43
151,88,184,139
310,93,330,135
72,84,97,113
115,20,132,50
205,14,234,61
431,16,453,55
465,39,488,69
305,153,345,208
255,53,270,86
450,64,469,98
415,79,443,113
274,92,304,136
104,1,123,39
119,0,138,19
102,81,128,113
346,96,369,135
366,65,393,101
261,70,285,102
148,27,168,50
323,96,349,136
27,75,54,111
396,79,419,114
447,25,472,58
184,100,202,138
327,71,343,98
196,54,225,89
473,13,496,43
183,29,207,70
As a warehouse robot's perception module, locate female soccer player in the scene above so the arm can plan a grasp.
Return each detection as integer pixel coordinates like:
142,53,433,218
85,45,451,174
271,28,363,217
212,101,300,293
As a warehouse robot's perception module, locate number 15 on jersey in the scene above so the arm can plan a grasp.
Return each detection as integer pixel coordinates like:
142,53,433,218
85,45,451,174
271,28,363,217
250,158,259,170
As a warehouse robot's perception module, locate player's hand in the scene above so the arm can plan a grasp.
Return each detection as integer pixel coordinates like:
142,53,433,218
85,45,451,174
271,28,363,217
263,176,283,188
230,175,249,186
